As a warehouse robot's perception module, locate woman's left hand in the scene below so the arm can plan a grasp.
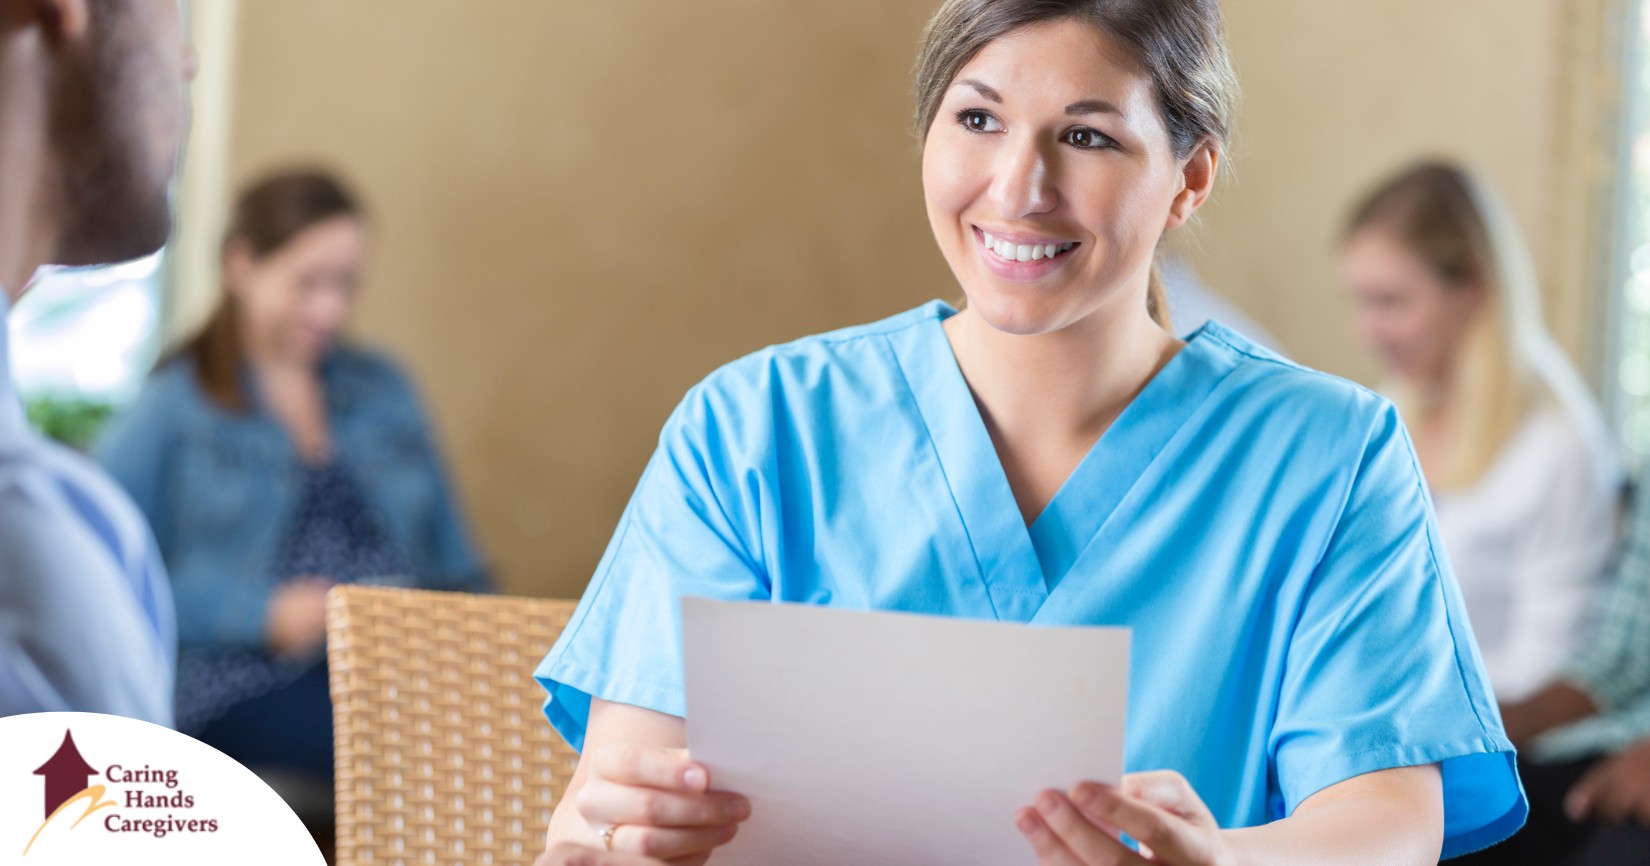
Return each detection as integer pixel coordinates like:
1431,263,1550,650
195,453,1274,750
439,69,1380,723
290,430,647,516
1016,771,1234,865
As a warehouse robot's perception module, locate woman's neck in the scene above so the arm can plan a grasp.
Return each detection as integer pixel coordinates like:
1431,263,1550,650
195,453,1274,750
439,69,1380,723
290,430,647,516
1405,372,1459,489
237,319,317,384
944,304,1180,444
1413,373,1455,418
943,301,1182,526
245,342,331,463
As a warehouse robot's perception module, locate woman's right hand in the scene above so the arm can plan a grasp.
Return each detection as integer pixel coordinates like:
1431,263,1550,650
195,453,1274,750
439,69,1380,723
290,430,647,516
573,743,751,864
265,576,333,657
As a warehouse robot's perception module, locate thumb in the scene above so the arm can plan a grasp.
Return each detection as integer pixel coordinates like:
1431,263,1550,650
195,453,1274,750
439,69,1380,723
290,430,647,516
1121,771,1216,827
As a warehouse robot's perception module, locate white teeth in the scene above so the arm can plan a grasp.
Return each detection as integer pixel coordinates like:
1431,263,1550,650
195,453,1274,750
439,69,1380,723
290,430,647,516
980,231,1076,262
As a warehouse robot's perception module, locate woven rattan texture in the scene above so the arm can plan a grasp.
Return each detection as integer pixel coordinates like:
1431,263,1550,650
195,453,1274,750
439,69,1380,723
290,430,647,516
326,586,579,866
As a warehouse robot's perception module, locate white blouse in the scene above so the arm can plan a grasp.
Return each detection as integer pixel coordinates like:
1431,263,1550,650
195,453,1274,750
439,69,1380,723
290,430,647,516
1432,400,1623,703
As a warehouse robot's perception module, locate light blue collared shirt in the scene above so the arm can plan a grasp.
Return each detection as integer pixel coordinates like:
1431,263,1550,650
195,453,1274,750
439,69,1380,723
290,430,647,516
0,287,175,724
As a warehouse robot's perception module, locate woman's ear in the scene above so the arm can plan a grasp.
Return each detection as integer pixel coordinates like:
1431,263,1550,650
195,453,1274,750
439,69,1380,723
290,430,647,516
1165,141,1219,231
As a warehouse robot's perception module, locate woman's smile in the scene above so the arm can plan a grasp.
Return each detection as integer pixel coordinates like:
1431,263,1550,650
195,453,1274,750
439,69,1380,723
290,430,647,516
973,224,1081,281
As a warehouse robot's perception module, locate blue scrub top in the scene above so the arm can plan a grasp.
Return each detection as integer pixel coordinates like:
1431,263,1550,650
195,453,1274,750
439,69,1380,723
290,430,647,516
535,300,1526,858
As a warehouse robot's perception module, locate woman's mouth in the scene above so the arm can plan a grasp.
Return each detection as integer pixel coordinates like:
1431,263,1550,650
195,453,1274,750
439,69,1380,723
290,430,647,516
973,226,1080,280
979,230,1077,262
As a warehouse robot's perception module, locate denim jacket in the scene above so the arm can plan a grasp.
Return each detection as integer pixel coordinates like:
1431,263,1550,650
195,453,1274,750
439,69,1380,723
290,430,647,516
96,345,490,651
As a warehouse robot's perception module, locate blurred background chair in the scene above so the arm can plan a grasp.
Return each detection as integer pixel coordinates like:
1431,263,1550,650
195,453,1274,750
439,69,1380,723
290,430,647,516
326,585,579,866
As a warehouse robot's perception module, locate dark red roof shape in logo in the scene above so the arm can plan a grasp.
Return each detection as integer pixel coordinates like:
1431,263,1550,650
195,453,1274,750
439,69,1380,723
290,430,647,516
33,730,98,820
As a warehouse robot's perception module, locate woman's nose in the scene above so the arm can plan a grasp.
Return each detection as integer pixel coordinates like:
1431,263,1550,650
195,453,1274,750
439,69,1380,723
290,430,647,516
988,136,1058,220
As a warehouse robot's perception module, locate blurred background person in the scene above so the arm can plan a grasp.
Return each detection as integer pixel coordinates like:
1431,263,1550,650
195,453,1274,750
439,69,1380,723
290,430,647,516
1462,488,1650,864
1340,161,1623,704
96,169,490,835
0,0,187,723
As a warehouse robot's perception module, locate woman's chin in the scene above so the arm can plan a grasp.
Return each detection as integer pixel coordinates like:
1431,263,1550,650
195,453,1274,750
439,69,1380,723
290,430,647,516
283,338,334,368
962,288,1081,337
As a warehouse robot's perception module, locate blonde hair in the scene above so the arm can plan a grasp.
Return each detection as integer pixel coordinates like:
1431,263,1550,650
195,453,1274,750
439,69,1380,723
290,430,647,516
912,0,1238,330
1347,162,1588,490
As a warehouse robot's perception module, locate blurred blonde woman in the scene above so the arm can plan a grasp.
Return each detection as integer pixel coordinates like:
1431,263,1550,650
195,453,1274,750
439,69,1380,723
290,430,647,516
1341,161,1623,703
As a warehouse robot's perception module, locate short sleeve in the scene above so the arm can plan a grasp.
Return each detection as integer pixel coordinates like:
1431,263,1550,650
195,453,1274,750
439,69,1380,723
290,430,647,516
1269,404,1526,859
534,380,772,752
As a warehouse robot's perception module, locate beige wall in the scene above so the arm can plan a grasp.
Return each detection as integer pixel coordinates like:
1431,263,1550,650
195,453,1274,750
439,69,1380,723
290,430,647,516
220,1,1617,599
226,1,953,598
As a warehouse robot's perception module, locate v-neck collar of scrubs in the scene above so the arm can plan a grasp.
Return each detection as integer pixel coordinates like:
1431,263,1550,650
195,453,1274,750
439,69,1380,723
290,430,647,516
889,300,1237,621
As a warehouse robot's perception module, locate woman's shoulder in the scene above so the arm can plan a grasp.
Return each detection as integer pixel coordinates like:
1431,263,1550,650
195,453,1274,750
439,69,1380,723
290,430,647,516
1193,320,1398,437
128,353,213,419
144,351,200,393
649,303,944,453
689,302,943,402
326,343,413,386
324,343,426,409
94,355,212,458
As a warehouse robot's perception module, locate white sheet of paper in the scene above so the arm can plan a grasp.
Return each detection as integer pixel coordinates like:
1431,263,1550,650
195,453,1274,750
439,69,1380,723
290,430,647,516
682,597,1131,866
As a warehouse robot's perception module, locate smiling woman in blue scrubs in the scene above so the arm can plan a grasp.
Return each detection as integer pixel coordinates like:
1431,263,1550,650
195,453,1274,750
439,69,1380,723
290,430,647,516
535,1,1526,863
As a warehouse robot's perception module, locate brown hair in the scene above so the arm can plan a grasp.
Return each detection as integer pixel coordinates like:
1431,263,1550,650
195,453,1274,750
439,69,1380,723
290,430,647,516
912,0,1238,328
1345,161,1556,490
170,169,362,412
1346,163,1489,285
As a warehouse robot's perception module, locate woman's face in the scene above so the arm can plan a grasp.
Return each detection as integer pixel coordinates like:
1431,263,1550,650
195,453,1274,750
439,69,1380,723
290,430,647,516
921,18,1211,336
1341,228,1481,384
227,216,367,366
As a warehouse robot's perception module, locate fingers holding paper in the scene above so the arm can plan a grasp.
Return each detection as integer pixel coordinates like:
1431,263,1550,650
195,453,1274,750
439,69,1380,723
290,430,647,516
575,743,751,862
1018,771,1233,866
1017,789,1148,866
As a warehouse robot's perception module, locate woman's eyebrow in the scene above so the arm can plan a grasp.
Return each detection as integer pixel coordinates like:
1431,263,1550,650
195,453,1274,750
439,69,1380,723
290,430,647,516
957,78,1002,103
955,79,1123,119
1066,99,1123,117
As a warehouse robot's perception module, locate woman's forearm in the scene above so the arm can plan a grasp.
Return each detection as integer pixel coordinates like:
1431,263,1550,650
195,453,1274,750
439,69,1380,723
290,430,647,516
1222,765,1443,866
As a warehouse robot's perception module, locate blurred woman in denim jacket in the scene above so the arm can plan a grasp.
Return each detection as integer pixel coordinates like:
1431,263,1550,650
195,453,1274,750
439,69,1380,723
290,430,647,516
96,169,489,795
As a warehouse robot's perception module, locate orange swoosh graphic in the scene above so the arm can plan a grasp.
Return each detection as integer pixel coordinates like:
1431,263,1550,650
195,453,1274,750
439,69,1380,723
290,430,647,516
22,785,118,857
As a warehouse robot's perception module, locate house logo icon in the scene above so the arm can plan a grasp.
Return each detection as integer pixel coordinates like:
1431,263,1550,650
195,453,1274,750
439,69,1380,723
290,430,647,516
22,728,118,856
32,730,98,820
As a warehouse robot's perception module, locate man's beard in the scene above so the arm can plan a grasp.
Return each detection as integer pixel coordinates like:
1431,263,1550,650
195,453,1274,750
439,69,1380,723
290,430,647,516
47,12,176,268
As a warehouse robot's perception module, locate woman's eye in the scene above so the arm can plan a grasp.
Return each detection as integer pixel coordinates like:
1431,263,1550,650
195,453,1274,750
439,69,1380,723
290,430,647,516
956,109,1002,133
1064,127,1115,150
